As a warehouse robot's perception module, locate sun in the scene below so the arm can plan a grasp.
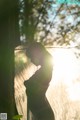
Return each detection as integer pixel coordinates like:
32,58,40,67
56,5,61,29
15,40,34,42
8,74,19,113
47,47,80,101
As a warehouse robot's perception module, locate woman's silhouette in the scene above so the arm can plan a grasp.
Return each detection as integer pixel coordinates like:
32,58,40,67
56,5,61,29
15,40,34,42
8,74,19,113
24,42,55,120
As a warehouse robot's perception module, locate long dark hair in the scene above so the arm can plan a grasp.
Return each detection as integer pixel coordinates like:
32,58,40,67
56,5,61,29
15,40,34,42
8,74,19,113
26,42,53,65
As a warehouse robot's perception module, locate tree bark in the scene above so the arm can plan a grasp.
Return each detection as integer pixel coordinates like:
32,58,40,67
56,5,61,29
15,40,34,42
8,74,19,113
0,0,19,119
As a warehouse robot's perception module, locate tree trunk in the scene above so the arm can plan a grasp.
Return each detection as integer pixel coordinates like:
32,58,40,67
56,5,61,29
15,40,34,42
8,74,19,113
0,0,19,119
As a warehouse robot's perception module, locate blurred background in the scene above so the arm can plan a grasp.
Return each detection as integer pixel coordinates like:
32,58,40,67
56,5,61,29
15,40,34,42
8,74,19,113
14,1,80,120
0,0,80,120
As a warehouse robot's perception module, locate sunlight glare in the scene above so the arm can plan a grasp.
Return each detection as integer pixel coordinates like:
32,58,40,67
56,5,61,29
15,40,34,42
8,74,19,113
48,48,80,101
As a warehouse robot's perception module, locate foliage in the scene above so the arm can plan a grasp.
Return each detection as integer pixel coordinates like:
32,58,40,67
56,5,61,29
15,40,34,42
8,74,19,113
32,0,80,46
19,0,80,48
12,115,23,120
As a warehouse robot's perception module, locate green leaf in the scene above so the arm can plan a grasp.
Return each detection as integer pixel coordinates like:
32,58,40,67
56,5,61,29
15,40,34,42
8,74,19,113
12,115,23,120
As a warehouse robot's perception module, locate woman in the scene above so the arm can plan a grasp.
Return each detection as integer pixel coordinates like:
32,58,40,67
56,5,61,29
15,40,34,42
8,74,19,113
24,42,55,120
